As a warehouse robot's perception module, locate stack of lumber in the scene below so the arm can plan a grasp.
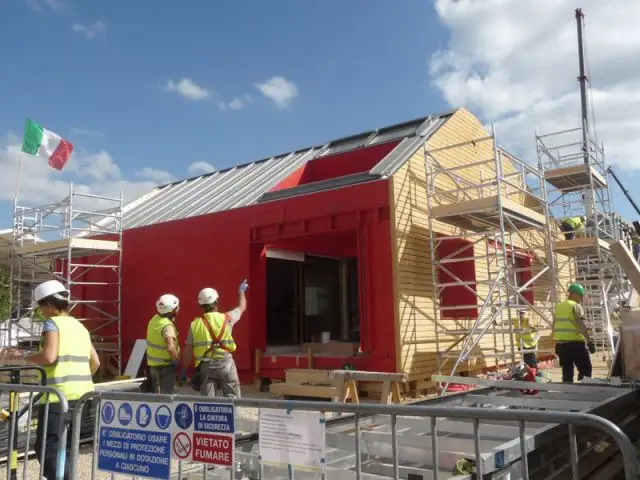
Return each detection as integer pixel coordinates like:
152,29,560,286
269,369,343,401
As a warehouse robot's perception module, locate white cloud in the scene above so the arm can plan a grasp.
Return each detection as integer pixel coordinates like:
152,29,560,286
187,161,216,176
70,128,104,138
430,0,640,170
219,98,246,111
136,167,175,184
72,21,106,40
0,133,169,210
26,0,66,12
218,94,253,111
255,76,299,109
164,78,210,101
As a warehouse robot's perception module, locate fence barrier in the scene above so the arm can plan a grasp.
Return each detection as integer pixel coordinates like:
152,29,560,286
64,390,640,480
0,366,67,480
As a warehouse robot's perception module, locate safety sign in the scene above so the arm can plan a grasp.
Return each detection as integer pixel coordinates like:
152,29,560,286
97,400,235,480
171,402,235,467
259,409,326,472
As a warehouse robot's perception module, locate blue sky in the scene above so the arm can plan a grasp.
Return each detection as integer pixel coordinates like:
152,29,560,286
0,0,639,224
0,1,447,175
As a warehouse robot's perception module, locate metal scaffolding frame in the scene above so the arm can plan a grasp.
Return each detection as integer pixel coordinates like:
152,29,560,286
537,126,625,357
425,126,557,379
7,184,124,374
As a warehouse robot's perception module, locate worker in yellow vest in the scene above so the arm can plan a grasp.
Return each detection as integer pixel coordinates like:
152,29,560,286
560,216,585,240
513,311,539,368
146,294,181,394
181,280,248,398
553,283,595,383
7,279,99,480
632,234,640,260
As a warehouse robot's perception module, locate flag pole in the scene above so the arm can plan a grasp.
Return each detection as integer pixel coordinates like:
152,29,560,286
13,150,24,211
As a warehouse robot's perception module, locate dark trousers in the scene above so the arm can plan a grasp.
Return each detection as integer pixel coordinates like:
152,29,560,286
35,400,76,480
523,352,538,368
149,364,177,394
560,222,575,240
555,342,592,383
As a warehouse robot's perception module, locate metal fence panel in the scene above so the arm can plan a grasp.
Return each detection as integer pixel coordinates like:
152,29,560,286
0,370,68,480
67,391,640,480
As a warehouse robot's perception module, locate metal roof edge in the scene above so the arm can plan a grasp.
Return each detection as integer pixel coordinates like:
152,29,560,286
369,113,453,177
258,172,380,204
153,110,460,190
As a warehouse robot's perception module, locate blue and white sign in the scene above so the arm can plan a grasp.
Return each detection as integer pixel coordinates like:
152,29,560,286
101,402,115,425
155,405,172,430
136,404,152,428
175,403,193,430
98,401,171,479
97,399,236,478
193,403,234,434
118,403,133,426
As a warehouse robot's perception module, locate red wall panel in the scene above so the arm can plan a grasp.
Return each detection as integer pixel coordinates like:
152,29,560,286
269,141,401,191
98,180,396,381
436,237,478,319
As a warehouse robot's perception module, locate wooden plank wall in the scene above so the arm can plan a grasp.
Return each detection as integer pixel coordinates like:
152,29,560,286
388,108,573,388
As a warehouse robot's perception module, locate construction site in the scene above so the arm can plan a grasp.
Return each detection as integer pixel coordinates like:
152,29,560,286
2,6,640,480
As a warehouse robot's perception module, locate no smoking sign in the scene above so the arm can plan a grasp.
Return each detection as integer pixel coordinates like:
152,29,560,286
173,432,192,459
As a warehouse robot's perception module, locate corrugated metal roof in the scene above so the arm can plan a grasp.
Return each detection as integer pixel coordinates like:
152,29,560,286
121,111,454,230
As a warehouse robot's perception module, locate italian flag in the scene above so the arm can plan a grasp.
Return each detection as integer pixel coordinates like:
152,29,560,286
21,119,74,171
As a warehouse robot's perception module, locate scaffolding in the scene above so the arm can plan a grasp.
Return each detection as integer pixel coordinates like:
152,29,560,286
425,126,557,379
7,184,124,374
537,127,624,356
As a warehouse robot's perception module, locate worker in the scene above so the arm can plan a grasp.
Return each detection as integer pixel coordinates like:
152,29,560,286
7,280,99,480
145,294,181,394
560,216,585,240
632,234,640,260
513,311,539,368
610,299,621,349
553,283,595,383
181,280,248,398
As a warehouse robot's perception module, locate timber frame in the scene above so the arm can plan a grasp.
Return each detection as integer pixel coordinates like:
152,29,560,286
389,109,572,390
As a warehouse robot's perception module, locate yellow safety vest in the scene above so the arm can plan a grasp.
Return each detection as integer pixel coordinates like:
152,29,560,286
610,311,621,330
512,316,537,349
146,315,179,367
563,217,584,230
41,315,94,404
190,312,237,366
553,299,585,342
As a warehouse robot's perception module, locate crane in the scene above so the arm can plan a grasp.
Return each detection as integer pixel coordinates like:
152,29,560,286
607,166,640,234
608,166,640,216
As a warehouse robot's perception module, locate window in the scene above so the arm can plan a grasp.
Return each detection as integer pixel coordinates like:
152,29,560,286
436,237,478,320
266,255,360,346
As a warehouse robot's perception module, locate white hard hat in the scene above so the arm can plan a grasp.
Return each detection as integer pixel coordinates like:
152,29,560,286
197,288,219,306
34,280,68,303
156,294,179,315
610,298,620,310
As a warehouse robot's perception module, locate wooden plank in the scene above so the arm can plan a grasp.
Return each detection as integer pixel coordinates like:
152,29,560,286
14,237,119,257
270,382,338,399
431,196,546,231
544,164,607,192
554,237,610,256
611,240,640,293
285,368,335,385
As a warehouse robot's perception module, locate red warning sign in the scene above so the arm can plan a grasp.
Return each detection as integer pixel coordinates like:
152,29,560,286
192,432,233,466
173,432,192,459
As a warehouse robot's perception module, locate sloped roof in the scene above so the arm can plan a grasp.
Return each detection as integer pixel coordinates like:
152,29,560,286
121,111,454,230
